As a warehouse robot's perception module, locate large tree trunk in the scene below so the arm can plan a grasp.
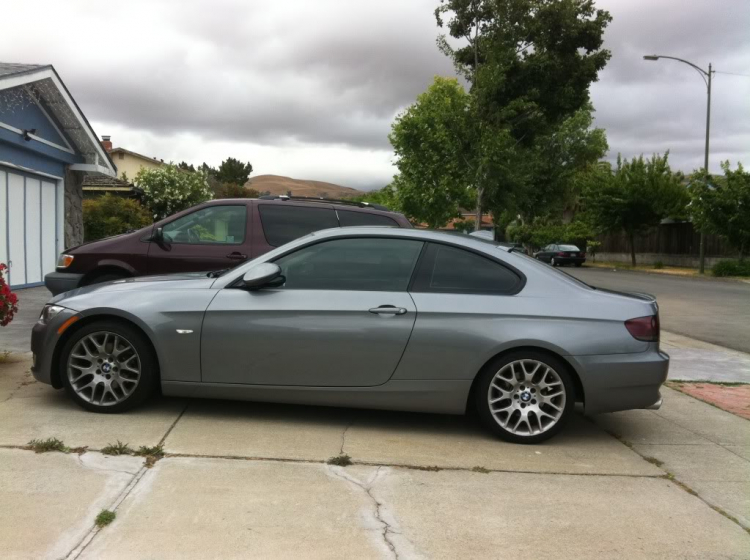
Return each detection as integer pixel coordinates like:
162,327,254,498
629,232,637,267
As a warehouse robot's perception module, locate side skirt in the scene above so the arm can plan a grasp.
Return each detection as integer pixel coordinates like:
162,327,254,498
161,379,472,415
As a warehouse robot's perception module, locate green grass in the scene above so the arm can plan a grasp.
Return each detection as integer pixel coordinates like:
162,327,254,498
101,441,134,456
326,454,353,466
95,510,116,528
27,437,69,453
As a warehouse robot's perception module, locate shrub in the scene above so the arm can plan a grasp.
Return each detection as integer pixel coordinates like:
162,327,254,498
0,264,18,327
712,259,750,277
135,164,213,220
83,195,152,242
653,261,664,269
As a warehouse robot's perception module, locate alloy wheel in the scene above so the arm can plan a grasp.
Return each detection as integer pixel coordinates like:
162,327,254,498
67,331,141,406
487,359,566,436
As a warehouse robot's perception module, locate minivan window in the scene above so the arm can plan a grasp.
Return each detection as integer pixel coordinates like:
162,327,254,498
412,243,521,294
163,205,246,245
259,204,339,247
338,210,399,228
275,237,423,291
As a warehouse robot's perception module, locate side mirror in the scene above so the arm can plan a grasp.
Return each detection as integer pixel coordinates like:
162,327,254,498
242,263,284,290
153,227,164,242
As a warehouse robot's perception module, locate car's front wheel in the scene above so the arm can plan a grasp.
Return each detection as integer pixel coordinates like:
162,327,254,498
60,321,157,413
550,257,558,266
474,351,575,444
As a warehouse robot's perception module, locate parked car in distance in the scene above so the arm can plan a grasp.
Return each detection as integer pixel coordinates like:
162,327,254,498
45,196,412,295
32,228,668,443
534,244,586,267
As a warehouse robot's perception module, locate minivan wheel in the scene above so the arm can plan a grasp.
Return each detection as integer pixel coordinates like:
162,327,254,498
60,321,157,413
474,352,575,444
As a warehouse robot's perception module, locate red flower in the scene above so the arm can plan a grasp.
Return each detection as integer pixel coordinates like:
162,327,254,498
0,263,18,327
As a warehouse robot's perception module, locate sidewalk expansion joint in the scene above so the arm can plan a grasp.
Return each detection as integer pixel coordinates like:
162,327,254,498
158,402,190,446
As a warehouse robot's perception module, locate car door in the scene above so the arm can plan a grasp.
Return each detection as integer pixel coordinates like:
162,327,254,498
147,203,250,274
201,236,424,386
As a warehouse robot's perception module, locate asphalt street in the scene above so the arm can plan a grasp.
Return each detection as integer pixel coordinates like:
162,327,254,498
567,267,750,354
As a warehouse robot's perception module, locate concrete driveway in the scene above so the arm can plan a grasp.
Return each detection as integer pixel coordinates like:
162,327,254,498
1,355,748,559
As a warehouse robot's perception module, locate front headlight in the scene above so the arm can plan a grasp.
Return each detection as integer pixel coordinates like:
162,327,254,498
56,254,75,269
39,305,66,324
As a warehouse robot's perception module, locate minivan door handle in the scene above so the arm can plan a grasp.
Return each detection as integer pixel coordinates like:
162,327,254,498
227,252,247,260
369,305,407,315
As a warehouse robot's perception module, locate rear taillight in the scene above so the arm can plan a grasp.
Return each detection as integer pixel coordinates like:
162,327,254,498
557,252,565,256
581,252,586,258
625,315,660,342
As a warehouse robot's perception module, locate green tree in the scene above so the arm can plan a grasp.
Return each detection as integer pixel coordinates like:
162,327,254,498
389,77,475,227
216,157,253,186
135,164,213,220
178,161,196,172
583,153,688,266
216,183,260,199
348,185,401,211
435,0,612,222
691,162,750,259
83,194,152,241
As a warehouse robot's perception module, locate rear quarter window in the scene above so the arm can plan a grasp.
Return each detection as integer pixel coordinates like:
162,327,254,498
412,243,522,295
337,210,399,227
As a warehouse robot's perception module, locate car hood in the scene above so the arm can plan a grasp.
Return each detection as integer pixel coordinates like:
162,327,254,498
51,272,216,304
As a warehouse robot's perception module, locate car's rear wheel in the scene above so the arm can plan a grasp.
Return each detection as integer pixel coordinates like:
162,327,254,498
60,321,157,413
575,263,583,267
475,351,575,444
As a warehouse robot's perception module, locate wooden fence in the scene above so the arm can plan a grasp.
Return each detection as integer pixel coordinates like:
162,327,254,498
596,221,736,257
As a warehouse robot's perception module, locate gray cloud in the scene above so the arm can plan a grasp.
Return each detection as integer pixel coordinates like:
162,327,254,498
1,0,747,187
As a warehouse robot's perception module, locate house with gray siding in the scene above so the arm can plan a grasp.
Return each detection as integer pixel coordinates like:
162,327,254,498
0,62,116,288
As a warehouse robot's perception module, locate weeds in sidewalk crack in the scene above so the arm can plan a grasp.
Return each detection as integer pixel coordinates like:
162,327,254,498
406,465,441,472
472,466,490,474
101,441,134,456
27,437,69,453
327,453,353,467
643,456,664,468
95,510,116,528
135,444,165,468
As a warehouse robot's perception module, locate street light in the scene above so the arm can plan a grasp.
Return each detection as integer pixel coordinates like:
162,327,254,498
643,54,714,274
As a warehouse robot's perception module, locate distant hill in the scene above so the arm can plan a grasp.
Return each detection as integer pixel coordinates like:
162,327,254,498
246,174,364,199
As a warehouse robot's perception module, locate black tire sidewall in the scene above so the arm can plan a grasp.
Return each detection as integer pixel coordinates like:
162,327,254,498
60,321,157,413
474,351,576,444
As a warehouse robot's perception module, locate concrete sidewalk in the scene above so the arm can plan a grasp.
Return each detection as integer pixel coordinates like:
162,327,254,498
0,355,748,559
663,331,750,383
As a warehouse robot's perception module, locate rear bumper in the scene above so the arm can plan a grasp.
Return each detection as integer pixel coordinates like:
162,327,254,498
557,257,586,265
572,347,669,415
45,272,84,296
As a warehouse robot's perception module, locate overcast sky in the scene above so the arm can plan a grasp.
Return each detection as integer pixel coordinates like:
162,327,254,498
1,0,748,190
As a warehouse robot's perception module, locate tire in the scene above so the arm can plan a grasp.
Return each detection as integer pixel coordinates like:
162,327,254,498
60,320,158,413
550,258,557,267
474,351,576,444
575,263,583,268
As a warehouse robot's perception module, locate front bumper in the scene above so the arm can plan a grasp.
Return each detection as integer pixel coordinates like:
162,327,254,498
572,346,670,415
45,271,85,296
30,307,80,387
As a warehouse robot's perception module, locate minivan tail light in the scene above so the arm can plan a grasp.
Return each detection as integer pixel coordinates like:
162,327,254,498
625,315,659,342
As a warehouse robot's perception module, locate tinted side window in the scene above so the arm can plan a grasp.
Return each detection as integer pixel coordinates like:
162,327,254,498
258,204,339,247
413,243,521,294
338,210,398,228
163,205,246,245
275,238,423,291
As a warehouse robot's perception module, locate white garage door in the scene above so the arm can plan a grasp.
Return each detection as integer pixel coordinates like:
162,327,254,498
1,167,61,288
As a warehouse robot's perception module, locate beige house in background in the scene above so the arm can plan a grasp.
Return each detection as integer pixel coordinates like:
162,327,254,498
100,136,164,180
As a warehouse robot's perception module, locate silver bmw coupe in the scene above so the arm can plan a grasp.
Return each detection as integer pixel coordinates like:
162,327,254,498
32,228,668,443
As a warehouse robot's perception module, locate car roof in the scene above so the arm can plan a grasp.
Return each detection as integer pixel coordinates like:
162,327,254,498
201,197,399,215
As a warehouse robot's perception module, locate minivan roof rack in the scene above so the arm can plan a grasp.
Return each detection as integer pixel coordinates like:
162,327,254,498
257,194,390,212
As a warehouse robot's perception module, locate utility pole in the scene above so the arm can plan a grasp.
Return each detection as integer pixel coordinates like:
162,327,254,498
643,55,714,273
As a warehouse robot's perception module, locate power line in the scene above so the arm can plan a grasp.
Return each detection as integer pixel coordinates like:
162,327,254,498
714,70,750,77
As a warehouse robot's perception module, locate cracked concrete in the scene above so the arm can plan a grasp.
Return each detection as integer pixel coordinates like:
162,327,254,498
1,350,749,558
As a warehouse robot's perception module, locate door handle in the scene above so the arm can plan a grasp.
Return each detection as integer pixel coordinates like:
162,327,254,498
227,252,247,260
369,305,407,315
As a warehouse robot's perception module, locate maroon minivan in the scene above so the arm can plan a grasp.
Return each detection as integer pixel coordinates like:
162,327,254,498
45,196,412,295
